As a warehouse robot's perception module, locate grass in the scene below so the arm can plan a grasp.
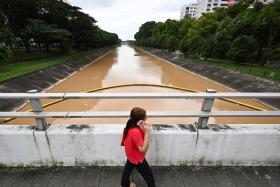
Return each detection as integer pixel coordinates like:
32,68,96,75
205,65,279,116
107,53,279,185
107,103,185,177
0,163,8,168
0,49,97,83
192,58,280,82
2,50,64,64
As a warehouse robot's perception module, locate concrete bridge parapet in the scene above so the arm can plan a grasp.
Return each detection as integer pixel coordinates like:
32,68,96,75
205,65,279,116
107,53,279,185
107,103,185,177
0,124,279,166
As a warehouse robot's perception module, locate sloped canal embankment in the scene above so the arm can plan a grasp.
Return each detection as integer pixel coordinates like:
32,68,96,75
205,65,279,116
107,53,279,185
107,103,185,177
138,46,280,110
0,46,116,111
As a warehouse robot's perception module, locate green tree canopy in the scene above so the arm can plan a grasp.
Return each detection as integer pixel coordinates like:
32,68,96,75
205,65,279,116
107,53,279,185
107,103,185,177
134,0,280,65
0,0,120,52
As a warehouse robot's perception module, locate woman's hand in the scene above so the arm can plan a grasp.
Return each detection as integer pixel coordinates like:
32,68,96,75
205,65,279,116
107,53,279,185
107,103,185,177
138,122,151,153
143,122,151,134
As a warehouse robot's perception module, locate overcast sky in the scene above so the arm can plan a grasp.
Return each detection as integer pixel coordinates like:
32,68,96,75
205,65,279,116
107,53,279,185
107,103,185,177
68,0,193,41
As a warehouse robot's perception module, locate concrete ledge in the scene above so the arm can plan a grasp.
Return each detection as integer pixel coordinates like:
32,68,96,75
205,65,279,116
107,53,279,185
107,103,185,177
0,124,280,166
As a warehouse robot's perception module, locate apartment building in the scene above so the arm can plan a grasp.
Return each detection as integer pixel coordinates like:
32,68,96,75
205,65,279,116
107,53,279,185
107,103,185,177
195,0,229,18
180,3,197,19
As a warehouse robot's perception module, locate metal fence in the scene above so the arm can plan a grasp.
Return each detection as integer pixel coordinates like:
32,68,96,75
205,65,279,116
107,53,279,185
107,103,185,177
0,89,280,130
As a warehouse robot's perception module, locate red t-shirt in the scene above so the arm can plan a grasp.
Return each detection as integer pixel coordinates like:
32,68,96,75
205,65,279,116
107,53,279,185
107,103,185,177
123,126,145,164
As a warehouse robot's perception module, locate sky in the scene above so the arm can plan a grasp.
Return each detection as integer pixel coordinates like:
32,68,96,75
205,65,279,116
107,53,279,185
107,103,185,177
68,0,194,41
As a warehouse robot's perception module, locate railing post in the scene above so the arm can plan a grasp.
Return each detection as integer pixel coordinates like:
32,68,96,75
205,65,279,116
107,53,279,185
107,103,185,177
197,89,216,129
28,89,47,131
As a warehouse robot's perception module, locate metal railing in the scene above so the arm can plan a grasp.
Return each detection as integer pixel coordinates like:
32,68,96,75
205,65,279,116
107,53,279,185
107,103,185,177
0,89,280,130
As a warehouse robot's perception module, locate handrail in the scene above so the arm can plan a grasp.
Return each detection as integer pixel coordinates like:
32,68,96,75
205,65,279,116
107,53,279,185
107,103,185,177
0,92,280,99
0,90,280,130
0,111,279,118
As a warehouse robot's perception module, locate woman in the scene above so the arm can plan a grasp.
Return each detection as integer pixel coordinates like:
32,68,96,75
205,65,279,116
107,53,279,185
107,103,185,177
121,107,155,187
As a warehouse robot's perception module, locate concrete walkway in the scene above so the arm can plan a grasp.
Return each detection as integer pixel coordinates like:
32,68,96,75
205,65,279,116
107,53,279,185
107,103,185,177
0,166,279,187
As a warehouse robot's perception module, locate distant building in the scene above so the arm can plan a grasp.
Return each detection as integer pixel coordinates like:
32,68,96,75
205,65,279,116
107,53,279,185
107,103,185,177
181,0,273,19
195,0,229,18
180,3,197,19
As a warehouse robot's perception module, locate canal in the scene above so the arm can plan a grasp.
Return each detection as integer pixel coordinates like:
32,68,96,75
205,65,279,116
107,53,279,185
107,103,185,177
9,45,280,125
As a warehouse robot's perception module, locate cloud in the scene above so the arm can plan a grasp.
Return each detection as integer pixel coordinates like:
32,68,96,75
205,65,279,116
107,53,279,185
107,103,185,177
68,0,191,40
68,0,115,8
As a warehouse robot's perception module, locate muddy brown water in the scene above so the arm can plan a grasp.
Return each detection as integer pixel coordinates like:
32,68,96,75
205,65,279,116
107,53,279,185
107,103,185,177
7,45,280,125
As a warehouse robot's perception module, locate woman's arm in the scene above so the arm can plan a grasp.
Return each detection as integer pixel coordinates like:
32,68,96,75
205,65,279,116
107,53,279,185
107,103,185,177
138,122,151,153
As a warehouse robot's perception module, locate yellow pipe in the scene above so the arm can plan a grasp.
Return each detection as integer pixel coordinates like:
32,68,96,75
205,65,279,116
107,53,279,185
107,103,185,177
1,83,267,123
224,98,266,112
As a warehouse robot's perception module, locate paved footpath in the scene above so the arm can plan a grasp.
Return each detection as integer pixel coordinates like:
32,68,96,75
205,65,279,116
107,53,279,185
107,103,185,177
0,166,280,187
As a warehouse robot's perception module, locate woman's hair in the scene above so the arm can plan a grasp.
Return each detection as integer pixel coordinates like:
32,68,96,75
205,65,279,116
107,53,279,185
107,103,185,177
122,107,146,140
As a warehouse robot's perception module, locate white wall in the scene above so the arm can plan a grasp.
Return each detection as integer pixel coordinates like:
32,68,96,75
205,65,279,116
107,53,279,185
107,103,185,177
0,124,280,166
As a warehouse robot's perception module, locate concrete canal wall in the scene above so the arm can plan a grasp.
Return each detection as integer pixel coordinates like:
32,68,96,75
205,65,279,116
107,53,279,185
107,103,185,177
0,124,279,166
137,46,280,110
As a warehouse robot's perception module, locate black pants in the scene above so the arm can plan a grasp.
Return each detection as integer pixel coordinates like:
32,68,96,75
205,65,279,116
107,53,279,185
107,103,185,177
121,159,155,187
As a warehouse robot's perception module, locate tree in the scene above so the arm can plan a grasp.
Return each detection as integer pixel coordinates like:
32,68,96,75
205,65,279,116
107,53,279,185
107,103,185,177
201,35,216,59
0,0,120,52
211,16,234,59
163,36,178,51
0,44,12,61
254,0,280,64
186,35,203,57
134,0,280,65
24,19,71,51
227,35,259,64
134,21,158,46
0,44,12,71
